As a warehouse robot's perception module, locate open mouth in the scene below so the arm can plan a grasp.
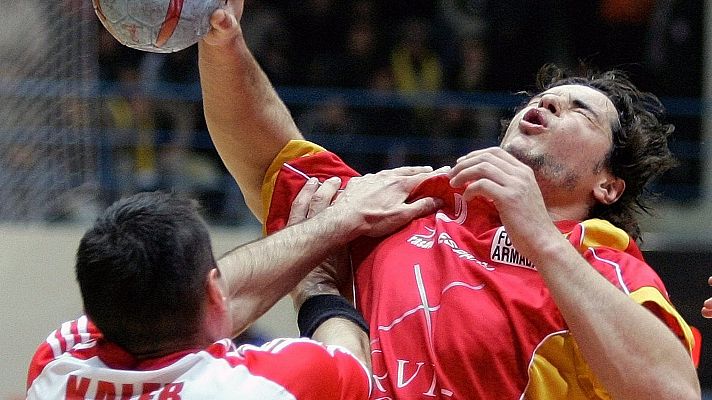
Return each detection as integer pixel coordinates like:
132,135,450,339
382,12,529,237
522,108,546,127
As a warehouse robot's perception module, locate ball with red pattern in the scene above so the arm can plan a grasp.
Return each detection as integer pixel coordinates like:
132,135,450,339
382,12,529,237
93,0,223,53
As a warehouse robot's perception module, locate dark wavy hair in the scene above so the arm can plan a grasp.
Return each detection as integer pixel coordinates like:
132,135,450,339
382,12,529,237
501,64,677,240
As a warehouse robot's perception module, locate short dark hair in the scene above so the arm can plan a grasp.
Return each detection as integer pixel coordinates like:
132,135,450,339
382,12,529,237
76,191,217,354
501,64,677,240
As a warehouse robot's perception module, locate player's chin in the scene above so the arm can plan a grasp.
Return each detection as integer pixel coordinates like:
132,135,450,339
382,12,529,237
501,143,530,164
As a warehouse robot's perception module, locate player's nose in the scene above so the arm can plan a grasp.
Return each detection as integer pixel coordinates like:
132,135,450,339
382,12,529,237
538,94,562,116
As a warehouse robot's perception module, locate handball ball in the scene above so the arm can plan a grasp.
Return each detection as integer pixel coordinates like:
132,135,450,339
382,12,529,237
92,0,224,53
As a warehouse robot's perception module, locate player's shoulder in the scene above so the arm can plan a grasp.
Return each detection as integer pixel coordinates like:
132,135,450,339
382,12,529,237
234,337,366,375
235,337,348,360
570,218,634,253
27,316,99,389
231,337,370,398
570,219,670,291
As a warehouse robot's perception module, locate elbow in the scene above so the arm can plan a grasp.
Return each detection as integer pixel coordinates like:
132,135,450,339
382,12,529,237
608,366,701,400
650,374,701,400
681,381,702,400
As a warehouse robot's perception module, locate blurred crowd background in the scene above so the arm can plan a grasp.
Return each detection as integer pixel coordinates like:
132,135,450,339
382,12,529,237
93,0,703,226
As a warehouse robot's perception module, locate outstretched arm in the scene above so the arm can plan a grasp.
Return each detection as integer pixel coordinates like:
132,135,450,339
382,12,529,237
449,148,700,400
199,0,301,217
288,177,371,368
219,167,442,336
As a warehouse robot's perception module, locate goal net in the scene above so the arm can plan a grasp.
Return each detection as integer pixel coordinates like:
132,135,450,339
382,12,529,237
0,0,98,221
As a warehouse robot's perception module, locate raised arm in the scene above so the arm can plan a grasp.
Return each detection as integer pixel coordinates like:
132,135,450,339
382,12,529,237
219,167,442,336
199,0,301,217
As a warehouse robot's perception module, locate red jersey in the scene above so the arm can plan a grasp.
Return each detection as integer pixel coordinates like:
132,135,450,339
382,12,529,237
262,140,695,400
27,315,370,399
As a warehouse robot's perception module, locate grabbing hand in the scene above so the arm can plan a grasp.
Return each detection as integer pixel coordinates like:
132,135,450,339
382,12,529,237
448,147,559,264
326,166,444,238
287,166,444,308
288,176,350,310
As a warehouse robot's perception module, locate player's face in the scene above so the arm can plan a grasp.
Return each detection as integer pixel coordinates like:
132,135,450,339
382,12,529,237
499,84,619,191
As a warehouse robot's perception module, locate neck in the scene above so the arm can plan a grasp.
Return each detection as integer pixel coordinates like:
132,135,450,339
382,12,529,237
131,334,213,361
540,185,595,223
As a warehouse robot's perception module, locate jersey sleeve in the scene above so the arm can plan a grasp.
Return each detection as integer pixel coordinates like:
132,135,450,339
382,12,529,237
27,316,100,389
569,219,696,358
235,338,371,400
261,140,360,234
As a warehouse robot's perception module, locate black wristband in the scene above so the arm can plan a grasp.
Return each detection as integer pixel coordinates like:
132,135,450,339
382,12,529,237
297,294,369,338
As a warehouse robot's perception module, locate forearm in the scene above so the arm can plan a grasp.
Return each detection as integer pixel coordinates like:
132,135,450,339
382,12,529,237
534,238,700,400
311,318,371,370
219,207,358,335
198,31,302,217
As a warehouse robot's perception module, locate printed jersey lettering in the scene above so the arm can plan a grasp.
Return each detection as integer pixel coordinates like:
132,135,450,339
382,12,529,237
407,227,436,249
490,226,535,269
407,227,493,271
65,375,184,400
434,193,467,225
372,354,453,398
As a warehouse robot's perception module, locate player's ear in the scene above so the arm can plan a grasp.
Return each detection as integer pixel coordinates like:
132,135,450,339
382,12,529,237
206,268,227,311
594,175,625,205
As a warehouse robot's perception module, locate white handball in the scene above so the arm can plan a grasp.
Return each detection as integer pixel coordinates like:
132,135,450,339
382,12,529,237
92,0,224,53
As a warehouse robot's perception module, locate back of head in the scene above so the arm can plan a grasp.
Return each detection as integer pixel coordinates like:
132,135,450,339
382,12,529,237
505,64,677,240
76,191,216,355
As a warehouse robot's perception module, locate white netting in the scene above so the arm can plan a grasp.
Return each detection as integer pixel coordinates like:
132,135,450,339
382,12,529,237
0,0,98,221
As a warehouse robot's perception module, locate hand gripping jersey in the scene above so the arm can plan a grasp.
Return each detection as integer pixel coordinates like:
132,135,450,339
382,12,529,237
27,315,370,399
262,140,696,400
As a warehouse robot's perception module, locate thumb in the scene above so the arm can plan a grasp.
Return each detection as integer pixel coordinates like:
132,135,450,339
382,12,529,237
203,8,240,46
211,8,237,33
401,197,443,220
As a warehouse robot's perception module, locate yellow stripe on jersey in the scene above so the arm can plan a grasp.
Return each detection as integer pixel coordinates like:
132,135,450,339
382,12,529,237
578,219,630,252
526,220,693,398
576,219,694,355
260,140,325,225
526,333,611,400
630,286,695,355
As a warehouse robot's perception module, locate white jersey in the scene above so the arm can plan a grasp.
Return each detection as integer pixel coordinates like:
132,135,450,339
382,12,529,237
27,316,371,399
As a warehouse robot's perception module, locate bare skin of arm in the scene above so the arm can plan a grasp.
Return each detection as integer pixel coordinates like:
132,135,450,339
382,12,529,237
199,0,300,218
449,147,700,400
311,318,371,370
286,169,383,369
218,167,441,336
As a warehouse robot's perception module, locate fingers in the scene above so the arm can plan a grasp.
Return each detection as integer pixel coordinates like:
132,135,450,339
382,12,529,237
380,166,434,176
401,197,443,219
209,8,229,30
703,297,712,318
703,277,712,318
308,177,341,218
433,165,452,174
449,148,522,188
287,177,319,226
704,278,712,318
374,166,449,197
456,146,517,165
202,2,241,46
459,178,501,202
288,176,343,225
